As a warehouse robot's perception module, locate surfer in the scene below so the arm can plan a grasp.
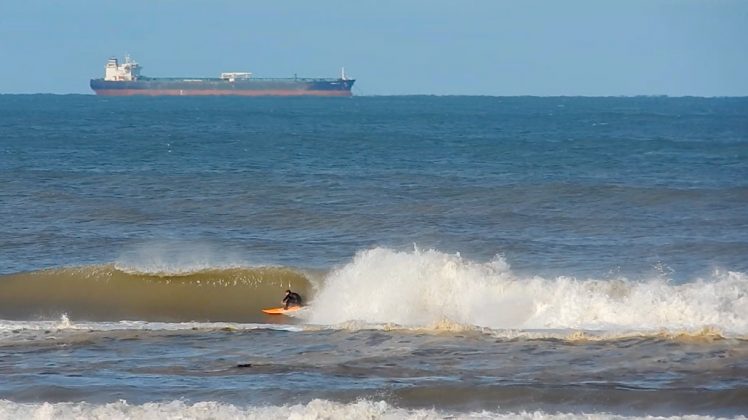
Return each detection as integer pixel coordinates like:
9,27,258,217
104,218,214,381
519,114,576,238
282,289,302,309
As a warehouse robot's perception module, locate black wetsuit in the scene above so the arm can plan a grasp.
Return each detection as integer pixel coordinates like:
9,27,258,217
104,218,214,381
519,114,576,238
282,292,302,309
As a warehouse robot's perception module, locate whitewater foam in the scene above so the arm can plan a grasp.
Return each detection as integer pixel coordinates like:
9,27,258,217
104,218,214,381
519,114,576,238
0,399,742,420
305,247,748,334
1,315,733,345
0,314,303,343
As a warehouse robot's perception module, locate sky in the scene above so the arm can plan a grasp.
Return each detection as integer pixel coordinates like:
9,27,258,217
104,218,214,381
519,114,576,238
1,0,746,96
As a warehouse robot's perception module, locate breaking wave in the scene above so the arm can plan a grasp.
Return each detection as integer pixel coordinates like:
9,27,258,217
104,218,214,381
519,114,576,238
1,247,746,336
306,247,748,335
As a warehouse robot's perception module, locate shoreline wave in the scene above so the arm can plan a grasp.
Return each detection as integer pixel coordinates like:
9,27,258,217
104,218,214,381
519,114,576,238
0,398,744,420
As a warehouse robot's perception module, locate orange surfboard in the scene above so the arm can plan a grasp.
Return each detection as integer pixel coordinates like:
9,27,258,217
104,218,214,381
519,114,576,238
261,306,302,315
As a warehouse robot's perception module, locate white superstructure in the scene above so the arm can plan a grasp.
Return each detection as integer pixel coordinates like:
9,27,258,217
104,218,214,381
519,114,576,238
104,55,141,81
220,72,252,82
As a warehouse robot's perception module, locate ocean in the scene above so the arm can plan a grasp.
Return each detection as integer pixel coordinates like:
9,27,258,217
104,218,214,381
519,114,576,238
0,95,746,419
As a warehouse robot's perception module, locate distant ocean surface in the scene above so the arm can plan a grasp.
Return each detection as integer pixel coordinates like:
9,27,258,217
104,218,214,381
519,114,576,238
0,95,747,419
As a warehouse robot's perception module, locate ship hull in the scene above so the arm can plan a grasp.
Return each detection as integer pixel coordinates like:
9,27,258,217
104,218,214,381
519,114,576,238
90,78,355,97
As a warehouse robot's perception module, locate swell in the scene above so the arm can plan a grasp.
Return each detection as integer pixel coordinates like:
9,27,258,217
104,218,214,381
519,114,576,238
0,265,312,322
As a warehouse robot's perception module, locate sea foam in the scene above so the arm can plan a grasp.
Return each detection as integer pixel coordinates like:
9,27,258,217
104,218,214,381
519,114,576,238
306,247,748,335
0,399,742,420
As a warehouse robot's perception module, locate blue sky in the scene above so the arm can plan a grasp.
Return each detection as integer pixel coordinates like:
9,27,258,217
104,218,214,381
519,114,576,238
1,0,746,95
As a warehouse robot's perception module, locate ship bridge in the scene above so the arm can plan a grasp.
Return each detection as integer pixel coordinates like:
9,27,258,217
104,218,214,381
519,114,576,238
220,72,252,82
104,55,141,81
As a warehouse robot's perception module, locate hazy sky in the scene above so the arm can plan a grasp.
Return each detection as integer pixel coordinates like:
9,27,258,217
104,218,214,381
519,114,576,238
1,0,746,95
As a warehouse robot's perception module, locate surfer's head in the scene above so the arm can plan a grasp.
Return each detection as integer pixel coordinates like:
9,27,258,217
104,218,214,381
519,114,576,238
285,289,291,294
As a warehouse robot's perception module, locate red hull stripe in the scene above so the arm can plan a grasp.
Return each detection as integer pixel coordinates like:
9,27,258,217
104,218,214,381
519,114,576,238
93,89,352,97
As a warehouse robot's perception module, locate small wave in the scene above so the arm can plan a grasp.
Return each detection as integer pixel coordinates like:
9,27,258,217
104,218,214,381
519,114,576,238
299,320,742,343
2,315,740,346
0,399,742,420
0,314,304,346
0,314,303,334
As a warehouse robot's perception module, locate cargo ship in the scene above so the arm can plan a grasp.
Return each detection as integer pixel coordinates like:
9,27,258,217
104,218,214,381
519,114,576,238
90,55,355,97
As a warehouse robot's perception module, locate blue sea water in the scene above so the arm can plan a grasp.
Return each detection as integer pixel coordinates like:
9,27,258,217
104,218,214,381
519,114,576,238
2,96,746,278
0,95,747,418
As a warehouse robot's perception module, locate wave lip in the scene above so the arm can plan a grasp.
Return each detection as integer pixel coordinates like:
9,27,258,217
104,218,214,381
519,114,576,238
113,240,257,276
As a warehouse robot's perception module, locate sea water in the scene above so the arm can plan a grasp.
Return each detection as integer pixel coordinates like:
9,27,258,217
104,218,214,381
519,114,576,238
0,95,747,419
